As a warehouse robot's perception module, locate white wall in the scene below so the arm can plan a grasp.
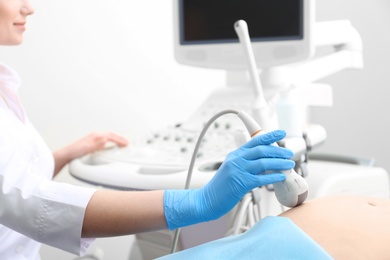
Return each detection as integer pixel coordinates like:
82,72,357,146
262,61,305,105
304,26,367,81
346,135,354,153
1,0,390,259
312,0,390,171
0,0,224,150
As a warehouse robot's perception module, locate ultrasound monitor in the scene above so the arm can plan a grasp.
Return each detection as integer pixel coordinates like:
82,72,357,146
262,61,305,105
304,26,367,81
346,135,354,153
173,0,314,70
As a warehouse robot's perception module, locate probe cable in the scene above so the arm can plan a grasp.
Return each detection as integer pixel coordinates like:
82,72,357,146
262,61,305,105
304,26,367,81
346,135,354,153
170,109,239,254
169,109,267,253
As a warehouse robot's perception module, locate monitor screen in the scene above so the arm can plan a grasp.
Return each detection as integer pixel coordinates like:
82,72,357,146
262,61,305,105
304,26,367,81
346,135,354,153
180,0,303,45
173,0,313,70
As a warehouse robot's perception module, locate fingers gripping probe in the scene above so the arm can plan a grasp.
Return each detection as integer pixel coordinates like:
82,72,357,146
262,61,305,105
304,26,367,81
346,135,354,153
234,20,308,207
170,110,307,254
238,111,309,208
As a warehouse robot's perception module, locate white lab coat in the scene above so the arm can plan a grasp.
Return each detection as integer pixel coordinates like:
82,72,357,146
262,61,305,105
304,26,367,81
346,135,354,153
0,63,97,259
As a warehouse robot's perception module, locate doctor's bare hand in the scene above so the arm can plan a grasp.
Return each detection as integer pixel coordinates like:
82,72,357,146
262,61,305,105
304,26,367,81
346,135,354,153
53,131,129,176
69,131,129,157
164,130,295,230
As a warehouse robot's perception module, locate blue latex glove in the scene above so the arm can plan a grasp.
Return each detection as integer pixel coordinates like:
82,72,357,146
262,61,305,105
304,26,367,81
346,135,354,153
164,129,295,230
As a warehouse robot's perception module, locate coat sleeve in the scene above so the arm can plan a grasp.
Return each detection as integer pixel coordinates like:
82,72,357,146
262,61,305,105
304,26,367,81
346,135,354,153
0,146,97,256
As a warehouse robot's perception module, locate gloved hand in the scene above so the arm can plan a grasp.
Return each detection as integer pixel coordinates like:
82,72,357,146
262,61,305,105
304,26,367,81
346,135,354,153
164,129,295,230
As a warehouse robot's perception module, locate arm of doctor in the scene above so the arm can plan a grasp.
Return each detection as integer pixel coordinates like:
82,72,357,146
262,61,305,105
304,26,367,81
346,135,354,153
81,130,295,237
53,131,129,177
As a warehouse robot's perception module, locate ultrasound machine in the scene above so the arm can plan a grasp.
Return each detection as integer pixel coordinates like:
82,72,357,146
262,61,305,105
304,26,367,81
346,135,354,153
69,1,390,258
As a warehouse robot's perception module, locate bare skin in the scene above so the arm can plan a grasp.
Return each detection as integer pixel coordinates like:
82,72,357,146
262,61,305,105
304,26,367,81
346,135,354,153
82,189,167,237
53,131,128,176
51,132,169,237
280,195,390,260
0,0,34,45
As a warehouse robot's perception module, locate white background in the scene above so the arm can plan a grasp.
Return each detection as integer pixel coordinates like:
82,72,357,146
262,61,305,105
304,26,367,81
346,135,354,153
1,0,389,259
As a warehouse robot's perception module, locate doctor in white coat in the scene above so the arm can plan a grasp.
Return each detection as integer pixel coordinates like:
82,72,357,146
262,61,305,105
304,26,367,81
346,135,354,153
0,0,295,259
